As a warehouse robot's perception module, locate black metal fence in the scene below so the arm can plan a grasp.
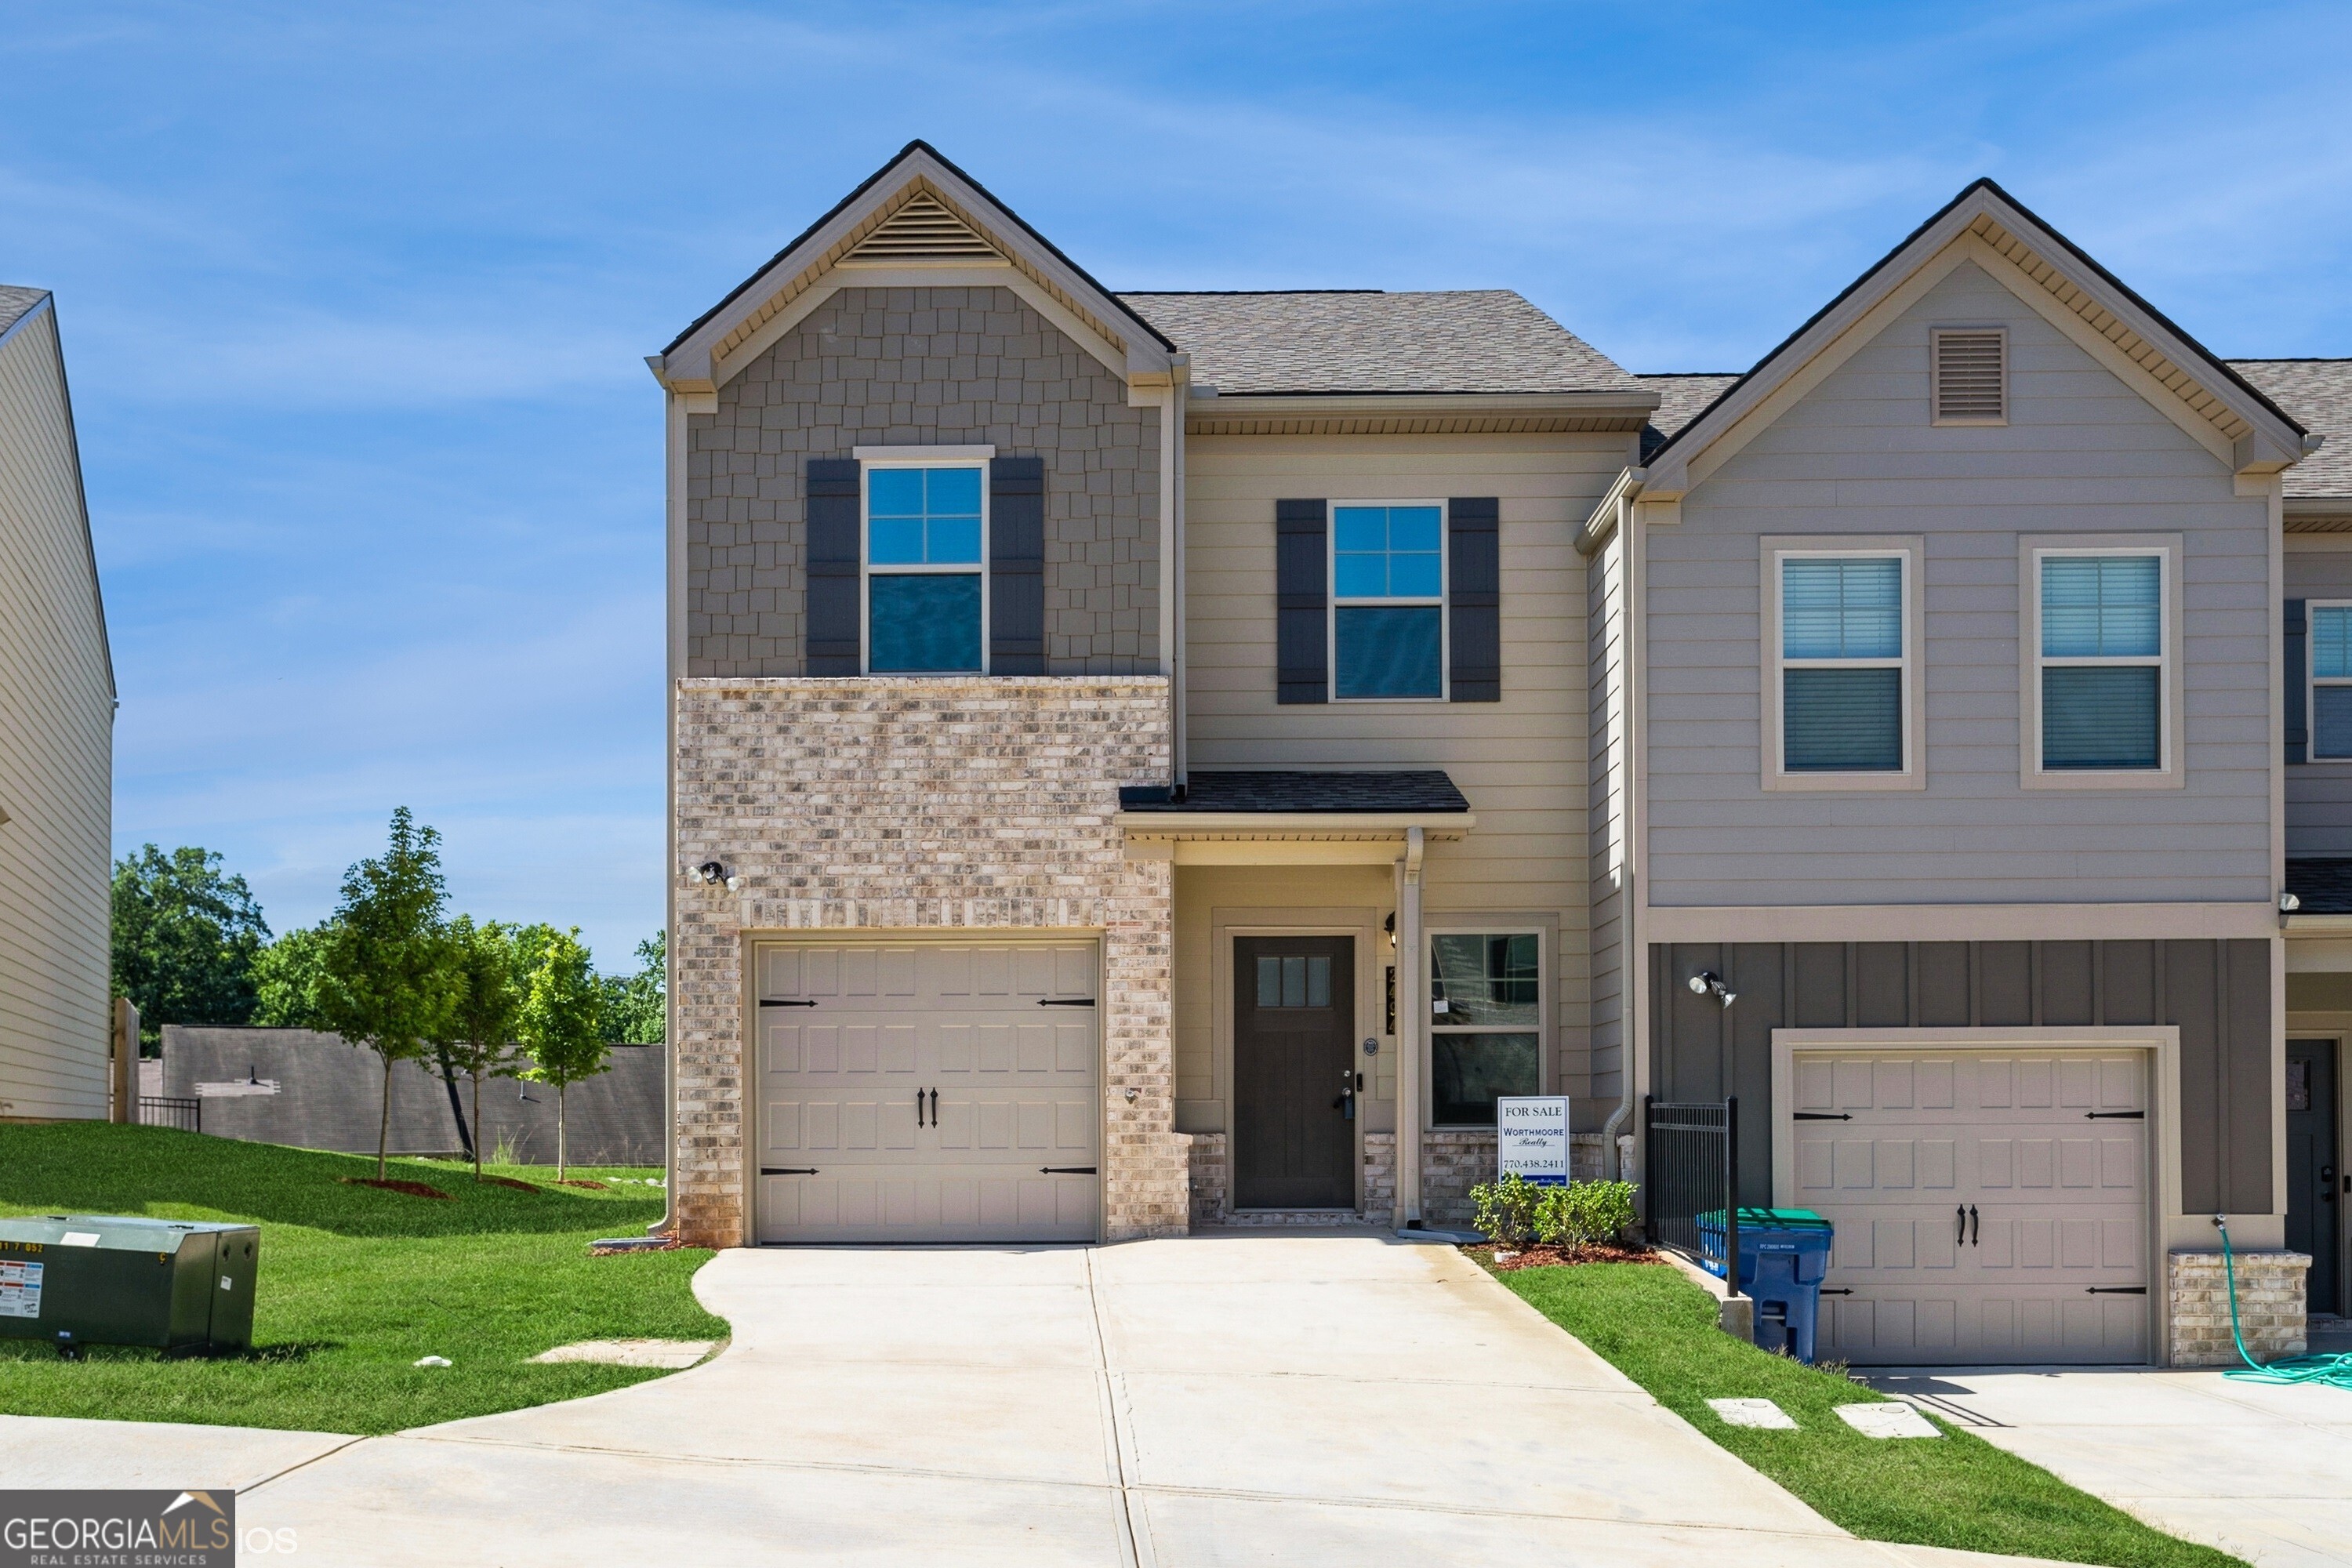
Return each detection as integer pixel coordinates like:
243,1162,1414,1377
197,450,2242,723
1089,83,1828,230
1644,1096,1738,1286
139,1096,201,1133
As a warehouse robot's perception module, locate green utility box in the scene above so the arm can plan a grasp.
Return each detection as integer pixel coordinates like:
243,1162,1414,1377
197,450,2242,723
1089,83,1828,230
0,1215,260,1356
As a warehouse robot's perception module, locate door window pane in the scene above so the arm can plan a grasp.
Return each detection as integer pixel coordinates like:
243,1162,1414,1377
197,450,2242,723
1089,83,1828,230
1431,1033,1540,1127
1256,953,1332,1008
1782,557,1901,659
1335,605,1441,698
1430,935,1539,1025
1784,667,1901,771
869,574,981,672
2042,665,2159,769
2042,556,2159,657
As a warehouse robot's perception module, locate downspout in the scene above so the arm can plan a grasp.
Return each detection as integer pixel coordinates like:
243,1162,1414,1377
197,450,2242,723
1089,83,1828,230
1396,826,1427,1227
1159,360,1189,788
1599,483,1643,1178
653,367,688,1237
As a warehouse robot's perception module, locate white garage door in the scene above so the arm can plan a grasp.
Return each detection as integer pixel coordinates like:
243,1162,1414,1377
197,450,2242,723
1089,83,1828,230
1791,1048,2150,1366
754,938,1101,1244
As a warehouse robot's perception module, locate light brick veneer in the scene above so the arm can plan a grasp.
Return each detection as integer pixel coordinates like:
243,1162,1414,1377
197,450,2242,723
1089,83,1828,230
672,675,1181,1247
2169,1249,2310,1366
1363,1131,1607,1228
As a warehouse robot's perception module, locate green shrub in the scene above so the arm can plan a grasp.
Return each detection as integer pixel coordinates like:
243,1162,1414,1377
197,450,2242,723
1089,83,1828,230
1468,1172,1542,1247
1536,1179,1639,1247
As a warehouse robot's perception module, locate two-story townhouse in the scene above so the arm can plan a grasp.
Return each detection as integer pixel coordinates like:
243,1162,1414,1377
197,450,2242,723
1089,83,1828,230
1585,180,2321,1367
651,147,2336,1370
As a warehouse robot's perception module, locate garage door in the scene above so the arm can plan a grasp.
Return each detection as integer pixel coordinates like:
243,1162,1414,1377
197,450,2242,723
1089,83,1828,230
1791,1048,2149,1366
754,938,1100,1244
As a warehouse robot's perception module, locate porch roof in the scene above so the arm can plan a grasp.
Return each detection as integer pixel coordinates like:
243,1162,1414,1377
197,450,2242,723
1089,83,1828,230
1116,771,1472,863
1118,771,1468,815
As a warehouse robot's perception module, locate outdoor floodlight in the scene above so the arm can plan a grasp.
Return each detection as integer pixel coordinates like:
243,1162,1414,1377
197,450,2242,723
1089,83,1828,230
1686,970,1737,1008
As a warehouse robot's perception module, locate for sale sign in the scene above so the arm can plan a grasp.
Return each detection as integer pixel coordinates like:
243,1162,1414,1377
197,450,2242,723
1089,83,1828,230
1497,1096,1570,1187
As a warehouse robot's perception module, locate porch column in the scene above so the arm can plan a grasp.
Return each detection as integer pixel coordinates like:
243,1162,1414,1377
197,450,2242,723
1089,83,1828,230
1396,826,1425,1228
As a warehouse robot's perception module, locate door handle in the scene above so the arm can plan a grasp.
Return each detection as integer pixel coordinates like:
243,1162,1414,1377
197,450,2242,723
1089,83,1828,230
759,998,818,1008
916,1088,927,1128
760,1167,818,1175
929,1087,938,1125
1957,1206,1966,1245
1969,1205,1980,1247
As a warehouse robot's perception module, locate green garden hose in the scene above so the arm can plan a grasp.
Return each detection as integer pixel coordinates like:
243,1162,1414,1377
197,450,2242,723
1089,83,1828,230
2215,1215,2352,1389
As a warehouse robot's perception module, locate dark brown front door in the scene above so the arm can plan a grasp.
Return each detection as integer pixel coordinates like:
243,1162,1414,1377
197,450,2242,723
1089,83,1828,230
2288,1040,2341,1316
1234,936,1355,1209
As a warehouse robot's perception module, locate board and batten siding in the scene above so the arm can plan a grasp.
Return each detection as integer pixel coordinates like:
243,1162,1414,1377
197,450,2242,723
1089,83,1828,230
1646,261,2274,906
0,301,114,1120
1183,431,1630,1126
1650,938,2274,1218
2285,539,2352,855
685,285,1161,677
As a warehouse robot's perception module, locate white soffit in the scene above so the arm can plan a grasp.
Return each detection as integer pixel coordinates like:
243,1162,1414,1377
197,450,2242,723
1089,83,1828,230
1646,182,2309,494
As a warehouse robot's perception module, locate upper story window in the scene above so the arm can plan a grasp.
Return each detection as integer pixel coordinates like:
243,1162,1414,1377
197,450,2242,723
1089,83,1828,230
1332,504,1444,699
2311,604,2352,759
866,464,984,673
1429,931,1541,1127
2035,552,2161,771
1762,539,1921,790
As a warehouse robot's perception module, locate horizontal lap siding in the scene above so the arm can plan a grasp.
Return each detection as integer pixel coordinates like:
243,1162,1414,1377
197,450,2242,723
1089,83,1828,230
1648,262,2273,907
0,310,113,1119
1588,526,1629,1116
1185,432,1629,1117
2285,543,2352,854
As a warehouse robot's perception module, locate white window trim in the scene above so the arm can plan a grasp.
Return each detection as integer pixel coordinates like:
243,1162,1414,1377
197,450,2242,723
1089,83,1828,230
2309,600,2352,762
1424,919,1552,1132
2019,534,2184,791
860,456,990,676
1759,535,1926,793
1930,325,2009,428
1330,498,1447,704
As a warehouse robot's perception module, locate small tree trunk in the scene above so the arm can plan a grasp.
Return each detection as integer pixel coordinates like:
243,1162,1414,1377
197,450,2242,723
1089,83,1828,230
377,1052,394,1181
470,1069,484,1181
557,1080,568,1181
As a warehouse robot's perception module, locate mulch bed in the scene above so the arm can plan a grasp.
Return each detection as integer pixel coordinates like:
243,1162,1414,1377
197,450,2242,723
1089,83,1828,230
589,1236,682,1257
555,1179,608,1189
1480,1242,1668,1270
336,1177,454,1200
480,1177,541,1193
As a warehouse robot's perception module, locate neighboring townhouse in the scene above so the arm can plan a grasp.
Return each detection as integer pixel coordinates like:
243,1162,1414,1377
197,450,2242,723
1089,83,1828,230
0,285,117,1123
653,146,2336,1368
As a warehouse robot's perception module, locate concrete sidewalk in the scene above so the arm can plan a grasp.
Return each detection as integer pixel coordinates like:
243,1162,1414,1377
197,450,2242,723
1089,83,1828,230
5,1235,2073,1566
1872,1365,2352,1567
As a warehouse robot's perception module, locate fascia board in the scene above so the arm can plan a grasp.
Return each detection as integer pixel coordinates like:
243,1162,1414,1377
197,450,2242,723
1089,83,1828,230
1115,811,1474,837
1189,390,1659,419
1576,466,1643,557
2285,497,2352,520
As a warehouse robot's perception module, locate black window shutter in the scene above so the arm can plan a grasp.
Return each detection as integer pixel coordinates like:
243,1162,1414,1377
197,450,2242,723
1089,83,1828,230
805,458,862,674
1448,497,1501,702
1276,499,1328,704
989,456,1046,675
2287,597,2308,764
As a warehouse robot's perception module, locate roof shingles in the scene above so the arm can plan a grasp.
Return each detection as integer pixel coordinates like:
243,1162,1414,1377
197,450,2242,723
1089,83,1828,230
2230,359,2352,501
1118,771,1468,815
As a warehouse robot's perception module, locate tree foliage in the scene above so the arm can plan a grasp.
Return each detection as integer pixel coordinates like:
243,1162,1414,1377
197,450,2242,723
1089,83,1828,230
251,924,332,1029
517,927,610,1179
110,844,270,1050
315,808,459,1179
598,930,665,1044
443,915,526,1181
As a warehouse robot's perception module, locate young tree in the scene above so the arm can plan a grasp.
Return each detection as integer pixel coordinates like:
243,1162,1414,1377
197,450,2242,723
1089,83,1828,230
597,929,666,1045
316,808,458,1179
443,915,525,1181
251,924,332,1029
517,927,609,1180
110,844,271,1050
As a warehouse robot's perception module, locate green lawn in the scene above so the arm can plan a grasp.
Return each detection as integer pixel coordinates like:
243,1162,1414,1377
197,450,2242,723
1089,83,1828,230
1492,1257,2245,1568
0,1122,728,1436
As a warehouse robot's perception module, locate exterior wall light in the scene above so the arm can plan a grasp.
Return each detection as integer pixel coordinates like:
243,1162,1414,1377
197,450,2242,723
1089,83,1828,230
1687,970,1737,1008
691,861,740,891
2280,892,2302,913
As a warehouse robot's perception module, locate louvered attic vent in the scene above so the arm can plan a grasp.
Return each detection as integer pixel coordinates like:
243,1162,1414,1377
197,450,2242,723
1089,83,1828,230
844,193,1002,262
1932,328,2007,424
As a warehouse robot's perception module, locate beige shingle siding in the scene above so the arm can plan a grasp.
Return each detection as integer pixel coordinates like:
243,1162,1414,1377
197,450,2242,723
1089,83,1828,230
1182,430,1632,1123
2230,358,2352,501
686,285,1160,677
1121,291,1641,395
0,299,114,1120
1648,261,2274,907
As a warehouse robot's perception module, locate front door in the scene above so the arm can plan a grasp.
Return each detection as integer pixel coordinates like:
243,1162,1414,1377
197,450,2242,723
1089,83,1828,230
1234,937,1356,1209
2288,1040,2342,1316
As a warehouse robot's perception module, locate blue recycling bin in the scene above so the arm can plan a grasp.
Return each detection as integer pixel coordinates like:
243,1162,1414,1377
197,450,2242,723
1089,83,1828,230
1697,1207,1835,1364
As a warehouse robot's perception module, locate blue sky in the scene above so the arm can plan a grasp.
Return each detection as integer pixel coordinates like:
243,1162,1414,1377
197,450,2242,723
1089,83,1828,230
4,1,2347,967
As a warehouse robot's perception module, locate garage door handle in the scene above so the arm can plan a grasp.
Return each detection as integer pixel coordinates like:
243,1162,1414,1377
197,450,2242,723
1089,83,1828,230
1969,1204,1979,1247
1039,998,1096,1007
2085,1287,2147,1294
760,999,818,1008
1794,1112,1852,1121
1040,1167,1097,1175
2083,1110,2143,1120
760,1167,818,1175
1820,1288,1853,1296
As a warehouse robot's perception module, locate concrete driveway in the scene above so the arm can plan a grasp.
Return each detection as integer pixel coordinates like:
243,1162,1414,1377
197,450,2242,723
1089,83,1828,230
6,1233,2055,1566
1874,1364,2352,1568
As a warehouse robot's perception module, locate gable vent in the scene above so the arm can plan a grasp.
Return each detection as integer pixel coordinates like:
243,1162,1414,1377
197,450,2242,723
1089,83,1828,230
1933,328,2007,424
845,192,1002,263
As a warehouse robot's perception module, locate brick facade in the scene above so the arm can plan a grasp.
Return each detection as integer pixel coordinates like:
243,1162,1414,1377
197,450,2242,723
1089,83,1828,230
670,675,1182,1247
1363,1131,1607,1228
687,286,1160,678
2168,1248,2310,1367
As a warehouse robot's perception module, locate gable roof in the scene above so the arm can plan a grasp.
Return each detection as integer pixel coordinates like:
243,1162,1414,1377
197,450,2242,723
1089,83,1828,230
2230,359,2350,501
1642,178,2312,489
1637,372,1740,460
654,140,1178,393
1118,290,1641,397
0,285,47,338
